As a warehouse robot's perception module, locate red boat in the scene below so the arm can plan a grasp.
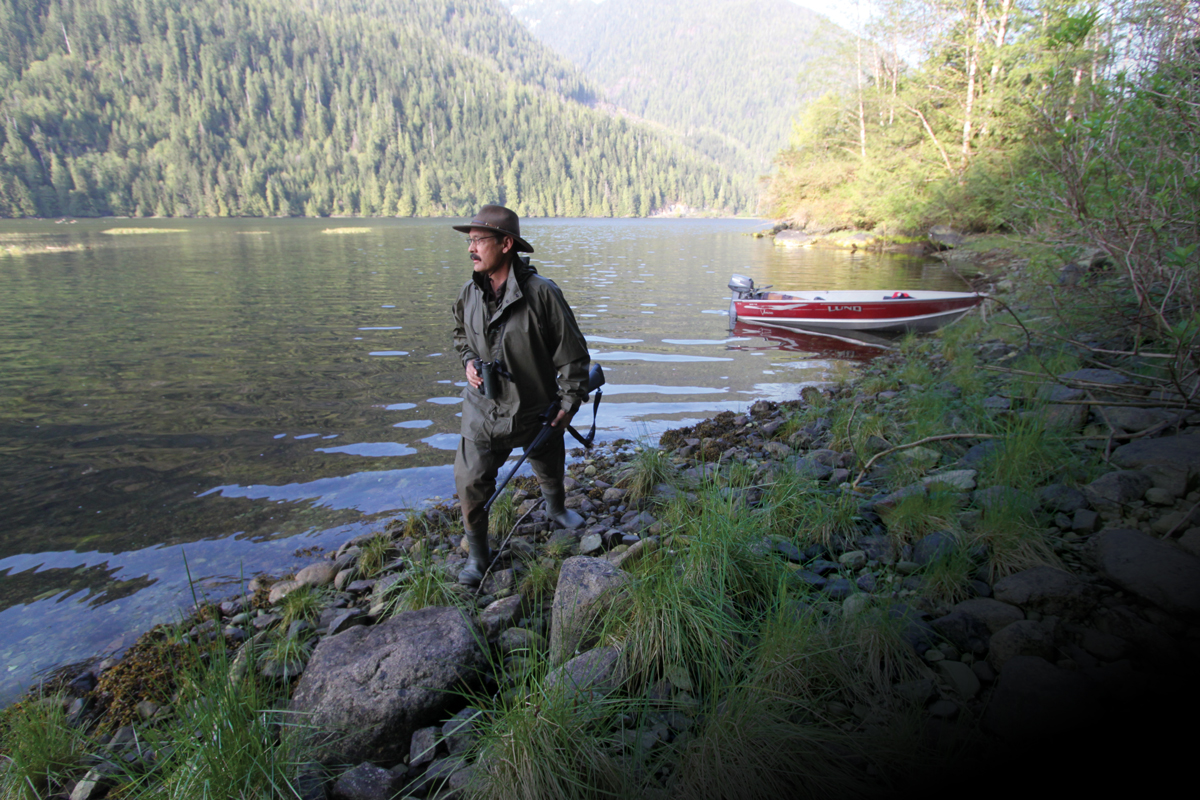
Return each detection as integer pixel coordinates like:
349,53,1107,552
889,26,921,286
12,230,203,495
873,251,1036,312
728,275,985,333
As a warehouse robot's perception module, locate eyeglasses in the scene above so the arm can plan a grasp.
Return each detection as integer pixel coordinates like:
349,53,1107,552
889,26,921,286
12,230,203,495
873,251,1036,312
465,235,497,247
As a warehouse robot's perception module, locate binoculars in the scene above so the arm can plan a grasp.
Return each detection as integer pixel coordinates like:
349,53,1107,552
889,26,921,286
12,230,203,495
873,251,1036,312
472,358,506,399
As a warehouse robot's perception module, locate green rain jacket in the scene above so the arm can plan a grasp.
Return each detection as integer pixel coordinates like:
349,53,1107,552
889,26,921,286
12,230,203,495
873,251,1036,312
453,255,590,445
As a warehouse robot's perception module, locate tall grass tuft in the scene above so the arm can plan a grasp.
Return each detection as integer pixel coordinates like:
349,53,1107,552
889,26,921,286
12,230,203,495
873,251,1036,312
112,644,317,799
464,682,632,799
918,543,976,605
757,471,859,550
668,686,865,800
877,489,960,545
518,557,560,602
748,602,843,707
377,559,465,616
831,603,928,701
0,693,88,800
355,533,394,579
979,417,1080,491
969,498,1061,582
277,585,327,630
674,486,780,606
607,568,750,697
617,444,677,502
826,403,893,454
393,509,432,540
489,487,518,534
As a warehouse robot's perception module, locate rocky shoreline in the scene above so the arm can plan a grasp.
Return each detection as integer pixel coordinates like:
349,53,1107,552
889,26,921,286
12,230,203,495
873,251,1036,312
9,241,1200,799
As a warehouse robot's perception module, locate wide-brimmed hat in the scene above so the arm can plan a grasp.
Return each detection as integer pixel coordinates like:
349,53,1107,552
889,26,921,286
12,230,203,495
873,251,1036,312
451,205,534,253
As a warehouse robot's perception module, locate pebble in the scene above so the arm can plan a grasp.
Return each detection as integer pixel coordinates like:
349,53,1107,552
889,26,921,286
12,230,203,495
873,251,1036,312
838,550,867,569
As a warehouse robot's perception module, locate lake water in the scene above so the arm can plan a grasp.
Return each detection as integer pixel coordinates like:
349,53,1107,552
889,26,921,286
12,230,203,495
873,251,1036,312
0,217,968,702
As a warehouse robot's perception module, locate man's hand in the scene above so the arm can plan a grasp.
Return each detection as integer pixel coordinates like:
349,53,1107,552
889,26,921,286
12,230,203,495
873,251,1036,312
465,360,483,390
550,408,576,429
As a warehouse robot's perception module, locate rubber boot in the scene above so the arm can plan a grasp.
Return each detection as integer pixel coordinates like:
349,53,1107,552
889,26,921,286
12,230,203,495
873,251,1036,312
542,482,585,530
458,526,490,586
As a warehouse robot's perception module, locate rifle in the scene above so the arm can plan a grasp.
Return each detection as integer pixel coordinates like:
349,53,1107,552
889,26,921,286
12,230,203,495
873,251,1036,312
483,362,605,512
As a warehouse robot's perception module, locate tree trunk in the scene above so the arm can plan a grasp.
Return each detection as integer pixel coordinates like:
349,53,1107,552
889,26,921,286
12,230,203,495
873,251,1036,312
856,35,867,161
961,0,985,172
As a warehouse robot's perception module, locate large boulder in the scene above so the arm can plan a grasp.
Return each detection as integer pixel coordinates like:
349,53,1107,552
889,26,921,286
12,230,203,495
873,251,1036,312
1085,528,1200,620
1111,435,1200,490
774,229,816,248
549,557,630,666
289,606,485,766
993,566,1097,620
1084,470,1153,508
928,225,965,248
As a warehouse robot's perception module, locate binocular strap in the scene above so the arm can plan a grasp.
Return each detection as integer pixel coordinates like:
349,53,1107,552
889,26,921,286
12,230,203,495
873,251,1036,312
566,388,603,449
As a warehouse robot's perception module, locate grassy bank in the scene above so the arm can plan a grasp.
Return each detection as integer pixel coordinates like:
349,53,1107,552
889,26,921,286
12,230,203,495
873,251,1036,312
3,234,1197,799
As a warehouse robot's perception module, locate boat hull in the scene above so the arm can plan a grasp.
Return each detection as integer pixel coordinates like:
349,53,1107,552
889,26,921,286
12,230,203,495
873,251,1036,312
731,290,984,333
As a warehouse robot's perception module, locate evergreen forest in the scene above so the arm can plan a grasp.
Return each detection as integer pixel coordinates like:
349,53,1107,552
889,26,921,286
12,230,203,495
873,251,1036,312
0,0,753,219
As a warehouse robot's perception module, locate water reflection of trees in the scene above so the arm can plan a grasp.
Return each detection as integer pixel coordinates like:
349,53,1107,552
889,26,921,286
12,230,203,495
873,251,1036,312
0,563,157,614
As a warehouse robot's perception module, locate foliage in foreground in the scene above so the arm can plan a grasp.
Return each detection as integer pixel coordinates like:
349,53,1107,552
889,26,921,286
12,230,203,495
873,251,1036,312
0,693,88,800
109,642,316,800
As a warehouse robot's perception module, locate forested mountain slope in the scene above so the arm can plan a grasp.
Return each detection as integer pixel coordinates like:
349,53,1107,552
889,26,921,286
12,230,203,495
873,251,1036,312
0,0,750,218
500,0,851,175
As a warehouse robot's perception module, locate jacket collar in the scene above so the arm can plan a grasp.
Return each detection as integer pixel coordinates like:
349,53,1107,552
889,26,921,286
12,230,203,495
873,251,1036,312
472,255,536,299
473,255,537,323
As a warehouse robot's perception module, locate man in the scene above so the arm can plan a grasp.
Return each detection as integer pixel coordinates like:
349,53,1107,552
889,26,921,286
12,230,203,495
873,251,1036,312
451,205,591,586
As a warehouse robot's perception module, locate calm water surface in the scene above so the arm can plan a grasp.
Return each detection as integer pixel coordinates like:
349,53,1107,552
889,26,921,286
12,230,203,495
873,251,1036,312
0,217,968,701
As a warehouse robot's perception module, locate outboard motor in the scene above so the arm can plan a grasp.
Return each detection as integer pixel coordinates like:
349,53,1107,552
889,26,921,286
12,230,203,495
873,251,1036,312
728,274,767,326
728,274,756,296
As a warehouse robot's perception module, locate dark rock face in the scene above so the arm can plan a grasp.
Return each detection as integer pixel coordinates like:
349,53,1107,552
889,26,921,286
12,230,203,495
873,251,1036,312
930,597,1023,655
1086,528,1200,620
981,656,1098,740
1038,484,1089,513
993,566,1097,620
289,606,485,766
1110,435,1200,486
1057,368,1136,387
1084,469,1153,508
